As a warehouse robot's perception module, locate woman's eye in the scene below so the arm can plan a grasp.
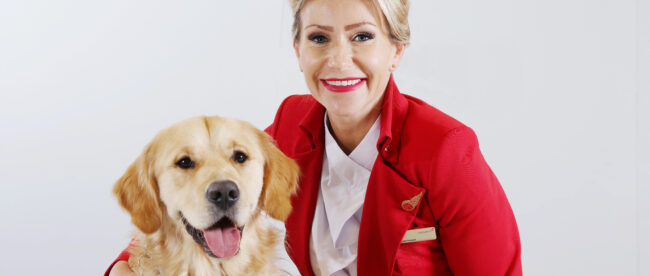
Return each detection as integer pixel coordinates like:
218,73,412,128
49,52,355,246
353,32,374,42
176,157,195,169
233,151,248,164
308,34,328,44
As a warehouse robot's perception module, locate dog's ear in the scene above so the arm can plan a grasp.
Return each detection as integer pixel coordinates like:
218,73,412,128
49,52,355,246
259,131,299,221
113,145,162,234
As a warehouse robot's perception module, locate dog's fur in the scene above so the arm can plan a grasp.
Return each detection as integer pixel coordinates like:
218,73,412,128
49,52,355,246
113,116,299,276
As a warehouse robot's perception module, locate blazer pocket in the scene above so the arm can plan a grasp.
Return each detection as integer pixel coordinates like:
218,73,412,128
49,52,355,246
393,231,452,275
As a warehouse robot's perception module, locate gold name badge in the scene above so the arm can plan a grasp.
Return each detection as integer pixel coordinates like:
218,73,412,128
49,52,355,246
401,227,437,243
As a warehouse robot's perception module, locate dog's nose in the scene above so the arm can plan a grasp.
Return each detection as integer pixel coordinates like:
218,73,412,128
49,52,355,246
206,180,240,210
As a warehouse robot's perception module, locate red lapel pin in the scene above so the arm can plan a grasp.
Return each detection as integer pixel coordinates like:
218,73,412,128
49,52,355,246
401,192,423,212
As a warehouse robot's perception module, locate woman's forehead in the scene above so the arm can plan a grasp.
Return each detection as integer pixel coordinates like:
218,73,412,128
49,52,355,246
299,0,384,29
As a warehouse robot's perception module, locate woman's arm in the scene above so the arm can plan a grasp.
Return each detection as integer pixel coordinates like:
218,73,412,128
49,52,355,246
428,126,522,275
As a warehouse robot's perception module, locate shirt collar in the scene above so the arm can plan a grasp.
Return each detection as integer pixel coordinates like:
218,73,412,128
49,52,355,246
324,112,381,171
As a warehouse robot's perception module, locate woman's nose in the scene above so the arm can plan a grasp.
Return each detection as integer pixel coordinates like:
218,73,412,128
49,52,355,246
326,40,353,70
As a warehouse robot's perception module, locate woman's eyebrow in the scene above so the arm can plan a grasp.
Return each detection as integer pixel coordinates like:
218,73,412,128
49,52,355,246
304,22,376,31
344,22,376,30
304,24,333,31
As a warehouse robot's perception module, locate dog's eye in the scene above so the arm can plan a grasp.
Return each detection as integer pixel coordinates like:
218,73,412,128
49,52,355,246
232,151,248,164
176,157,195,169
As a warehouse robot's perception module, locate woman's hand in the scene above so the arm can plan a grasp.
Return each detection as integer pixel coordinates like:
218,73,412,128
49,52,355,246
108,261,135,276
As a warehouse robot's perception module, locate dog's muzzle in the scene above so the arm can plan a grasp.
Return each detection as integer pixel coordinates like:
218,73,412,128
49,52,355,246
180,180,244,258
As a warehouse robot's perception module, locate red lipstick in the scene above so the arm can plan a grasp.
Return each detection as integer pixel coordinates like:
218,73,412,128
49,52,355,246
321,78,366,93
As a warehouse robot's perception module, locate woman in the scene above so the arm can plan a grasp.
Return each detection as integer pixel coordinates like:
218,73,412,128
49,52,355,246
109,0,522,275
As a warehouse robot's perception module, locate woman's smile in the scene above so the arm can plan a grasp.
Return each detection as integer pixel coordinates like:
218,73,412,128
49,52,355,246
320,78,367,93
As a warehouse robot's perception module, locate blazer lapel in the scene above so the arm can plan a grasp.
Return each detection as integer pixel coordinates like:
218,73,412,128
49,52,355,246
285,148,323,276
285,100,325,276
357,158,426,276
356,74,419,275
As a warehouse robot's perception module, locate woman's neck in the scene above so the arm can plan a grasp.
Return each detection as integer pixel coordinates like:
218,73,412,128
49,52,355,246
327,105,381,155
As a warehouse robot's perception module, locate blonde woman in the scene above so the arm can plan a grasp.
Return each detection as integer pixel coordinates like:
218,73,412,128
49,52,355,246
108,0,522,275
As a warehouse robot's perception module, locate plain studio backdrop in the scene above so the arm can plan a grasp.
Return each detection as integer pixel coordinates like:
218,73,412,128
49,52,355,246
0,0,648,275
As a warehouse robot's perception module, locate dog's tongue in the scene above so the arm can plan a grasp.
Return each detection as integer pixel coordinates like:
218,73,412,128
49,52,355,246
203,226,241,258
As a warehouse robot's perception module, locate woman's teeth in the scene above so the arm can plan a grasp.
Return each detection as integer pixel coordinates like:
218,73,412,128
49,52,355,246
325,79,361,86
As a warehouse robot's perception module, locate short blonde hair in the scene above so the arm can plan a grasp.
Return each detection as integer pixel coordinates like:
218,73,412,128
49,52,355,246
289,0,410,44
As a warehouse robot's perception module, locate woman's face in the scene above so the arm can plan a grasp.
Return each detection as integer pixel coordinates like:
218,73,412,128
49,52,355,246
294,0,405,120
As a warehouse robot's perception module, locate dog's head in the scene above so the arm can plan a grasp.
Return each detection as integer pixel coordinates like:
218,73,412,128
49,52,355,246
113,116,298,258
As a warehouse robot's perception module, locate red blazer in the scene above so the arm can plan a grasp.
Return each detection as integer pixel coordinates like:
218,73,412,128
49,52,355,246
265,76,522,275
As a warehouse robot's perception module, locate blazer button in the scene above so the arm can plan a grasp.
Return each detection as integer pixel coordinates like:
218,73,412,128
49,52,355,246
384,145,390,152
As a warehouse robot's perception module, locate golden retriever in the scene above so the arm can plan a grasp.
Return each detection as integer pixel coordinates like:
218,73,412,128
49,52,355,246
113,115,299,276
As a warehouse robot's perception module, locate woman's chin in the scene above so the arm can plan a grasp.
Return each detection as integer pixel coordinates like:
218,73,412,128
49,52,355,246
326,102,372,120
312,87,379,118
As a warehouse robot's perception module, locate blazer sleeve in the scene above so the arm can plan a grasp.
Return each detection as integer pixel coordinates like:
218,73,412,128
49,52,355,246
427,126,522,275
104,244,132,276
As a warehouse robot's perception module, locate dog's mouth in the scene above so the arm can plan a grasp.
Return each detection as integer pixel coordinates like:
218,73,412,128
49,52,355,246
181,215,244,258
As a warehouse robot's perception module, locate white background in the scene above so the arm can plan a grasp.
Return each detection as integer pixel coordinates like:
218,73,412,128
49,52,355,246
0,0,648,275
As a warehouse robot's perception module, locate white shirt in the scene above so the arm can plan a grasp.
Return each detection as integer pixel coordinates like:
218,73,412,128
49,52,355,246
309,113,381,276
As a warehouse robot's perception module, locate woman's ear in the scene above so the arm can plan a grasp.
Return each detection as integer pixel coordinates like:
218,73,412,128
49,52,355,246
258,131,299,221
293,40,300,59
390,43,406,72
113,146,162,234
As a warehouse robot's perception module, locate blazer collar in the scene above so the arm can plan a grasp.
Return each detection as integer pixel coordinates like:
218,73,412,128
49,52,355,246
298,74,408,164
376,75,408,165
299,99,326,151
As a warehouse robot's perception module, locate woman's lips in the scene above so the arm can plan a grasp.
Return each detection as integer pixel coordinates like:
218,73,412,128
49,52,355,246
321,78,366,93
